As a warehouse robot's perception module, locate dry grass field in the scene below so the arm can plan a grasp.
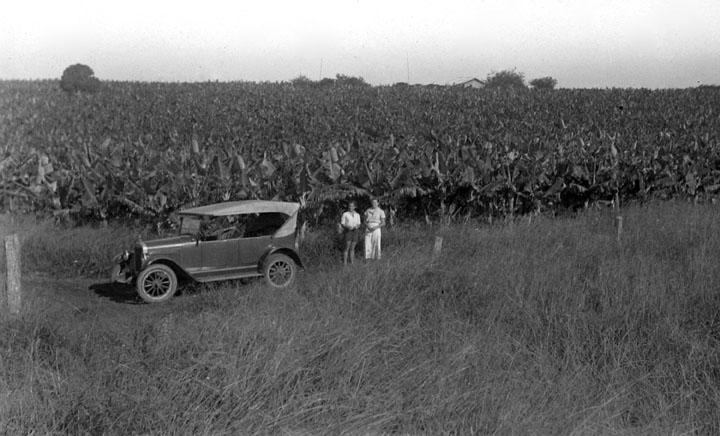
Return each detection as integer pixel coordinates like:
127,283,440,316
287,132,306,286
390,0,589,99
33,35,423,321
1,202,719,434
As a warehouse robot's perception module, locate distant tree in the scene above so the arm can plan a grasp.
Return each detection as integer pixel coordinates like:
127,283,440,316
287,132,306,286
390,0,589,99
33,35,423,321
318,77,336,87
334,74,370,88
290,74,370,89
290,75,314,87
60,64,101,93
530,76,558,90
484,69,526,89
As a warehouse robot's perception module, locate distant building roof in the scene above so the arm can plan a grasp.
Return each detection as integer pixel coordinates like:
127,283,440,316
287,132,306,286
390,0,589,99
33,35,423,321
458,78,484,88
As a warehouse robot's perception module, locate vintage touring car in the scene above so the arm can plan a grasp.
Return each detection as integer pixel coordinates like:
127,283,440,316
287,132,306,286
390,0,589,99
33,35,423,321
111,200,303,303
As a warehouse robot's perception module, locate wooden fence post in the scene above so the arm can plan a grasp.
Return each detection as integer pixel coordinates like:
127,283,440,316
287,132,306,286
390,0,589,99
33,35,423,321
2,234,21,315
0,236,3,313
432,236,443,260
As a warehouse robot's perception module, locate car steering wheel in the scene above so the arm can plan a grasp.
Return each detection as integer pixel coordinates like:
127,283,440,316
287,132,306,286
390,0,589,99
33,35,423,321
217,227,238,240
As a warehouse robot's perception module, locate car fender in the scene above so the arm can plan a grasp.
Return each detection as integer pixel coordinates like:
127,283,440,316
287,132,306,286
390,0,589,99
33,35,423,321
147,257,195,282
258,248,304,270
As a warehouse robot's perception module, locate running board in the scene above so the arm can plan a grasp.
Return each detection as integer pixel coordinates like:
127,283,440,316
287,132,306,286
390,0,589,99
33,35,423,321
193,271,263,283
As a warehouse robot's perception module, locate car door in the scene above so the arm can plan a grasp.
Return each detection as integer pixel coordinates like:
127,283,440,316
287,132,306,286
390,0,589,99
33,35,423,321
180,242,203,275
236,212,287,269
237,236,272,269
200,238,241,272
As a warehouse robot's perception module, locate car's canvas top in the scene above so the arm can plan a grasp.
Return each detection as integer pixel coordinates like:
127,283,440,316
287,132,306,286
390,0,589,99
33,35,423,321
179,200,300,217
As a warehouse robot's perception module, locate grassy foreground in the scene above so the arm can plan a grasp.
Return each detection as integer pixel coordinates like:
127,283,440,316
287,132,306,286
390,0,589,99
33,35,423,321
1,203,720,434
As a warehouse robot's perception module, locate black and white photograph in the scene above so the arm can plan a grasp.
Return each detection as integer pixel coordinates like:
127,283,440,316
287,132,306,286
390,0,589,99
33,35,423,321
2,0,720,433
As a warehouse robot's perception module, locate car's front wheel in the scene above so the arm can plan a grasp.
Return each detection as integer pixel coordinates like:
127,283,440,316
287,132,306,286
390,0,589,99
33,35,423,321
263,253,296,289
136,264,178,303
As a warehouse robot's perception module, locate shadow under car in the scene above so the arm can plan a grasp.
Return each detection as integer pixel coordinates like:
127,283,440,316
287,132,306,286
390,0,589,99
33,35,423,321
90,282,143,304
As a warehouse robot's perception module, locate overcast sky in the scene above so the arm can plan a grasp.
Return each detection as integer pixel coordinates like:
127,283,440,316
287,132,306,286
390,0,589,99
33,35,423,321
1,0,719,88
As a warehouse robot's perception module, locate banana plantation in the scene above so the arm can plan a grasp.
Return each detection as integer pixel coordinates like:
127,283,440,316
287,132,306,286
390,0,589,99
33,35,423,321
2,80,719,224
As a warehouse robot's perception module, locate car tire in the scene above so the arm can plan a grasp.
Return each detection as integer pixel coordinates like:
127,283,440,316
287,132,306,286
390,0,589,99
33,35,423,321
263,253,296,289
136,264,178,303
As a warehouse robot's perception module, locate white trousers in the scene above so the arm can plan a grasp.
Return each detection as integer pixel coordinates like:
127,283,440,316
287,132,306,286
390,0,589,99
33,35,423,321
364,228,382,260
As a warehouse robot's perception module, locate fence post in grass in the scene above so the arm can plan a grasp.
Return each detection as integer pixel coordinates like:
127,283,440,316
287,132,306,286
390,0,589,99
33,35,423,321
509,197,515,224
432,236,443,261
0,237,3,313
610,134,622,244
2,234,21,315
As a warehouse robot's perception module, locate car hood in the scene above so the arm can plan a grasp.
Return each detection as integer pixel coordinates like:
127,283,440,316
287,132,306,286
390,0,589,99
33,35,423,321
141,235,196,250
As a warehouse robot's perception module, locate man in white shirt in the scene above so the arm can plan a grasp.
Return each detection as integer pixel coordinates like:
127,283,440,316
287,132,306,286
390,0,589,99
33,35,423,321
340,200,361,265
364,198,386,260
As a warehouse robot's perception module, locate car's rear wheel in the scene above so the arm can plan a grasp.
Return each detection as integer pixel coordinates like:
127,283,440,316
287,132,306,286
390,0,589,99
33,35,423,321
136,264,178,303
263,254,296,289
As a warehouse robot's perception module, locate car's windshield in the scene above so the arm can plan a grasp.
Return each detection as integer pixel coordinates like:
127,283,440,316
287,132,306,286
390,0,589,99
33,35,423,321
179,215,202,235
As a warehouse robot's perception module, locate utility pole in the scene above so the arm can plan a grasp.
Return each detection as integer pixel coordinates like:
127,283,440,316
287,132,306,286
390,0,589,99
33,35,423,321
406,53,410,83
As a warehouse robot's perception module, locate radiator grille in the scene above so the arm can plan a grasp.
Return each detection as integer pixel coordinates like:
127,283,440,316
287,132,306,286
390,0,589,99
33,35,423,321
134,246,143,270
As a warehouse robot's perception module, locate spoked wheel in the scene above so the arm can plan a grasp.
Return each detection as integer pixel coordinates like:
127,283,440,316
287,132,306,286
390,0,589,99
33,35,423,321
136,264,178,303
263,254,297,289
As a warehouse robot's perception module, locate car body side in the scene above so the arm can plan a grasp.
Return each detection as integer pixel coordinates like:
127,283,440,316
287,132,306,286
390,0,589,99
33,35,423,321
112,202,303,286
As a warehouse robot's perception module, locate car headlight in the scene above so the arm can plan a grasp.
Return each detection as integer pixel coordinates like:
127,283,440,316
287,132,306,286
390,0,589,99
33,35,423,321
113,250,130,263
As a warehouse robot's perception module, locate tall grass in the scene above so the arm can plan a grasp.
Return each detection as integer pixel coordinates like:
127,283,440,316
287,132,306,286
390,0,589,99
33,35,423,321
0,215,145,277
1,202,719,433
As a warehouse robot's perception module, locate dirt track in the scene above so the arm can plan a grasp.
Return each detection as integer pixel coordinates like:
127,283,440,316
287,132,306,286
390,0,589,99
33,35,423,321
17,275,193,322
